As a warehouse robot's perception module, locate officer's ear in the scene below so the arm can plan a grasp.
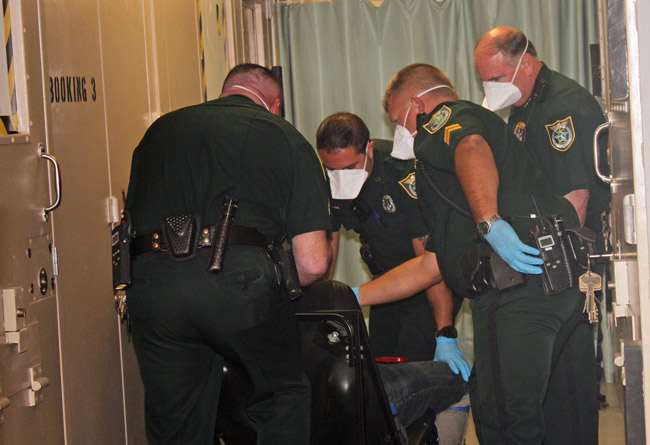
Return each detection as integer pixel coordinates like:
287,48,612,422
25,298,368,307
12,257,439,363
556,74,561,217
411,96,426,115
270,98,282,116
367,141,375,160
521,53,534,76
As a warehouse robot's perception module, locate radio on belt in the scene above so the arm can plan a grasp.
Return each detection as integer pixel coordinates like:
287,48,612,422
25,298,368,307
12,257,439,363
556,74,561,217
112,210,134,290
530,196,574,295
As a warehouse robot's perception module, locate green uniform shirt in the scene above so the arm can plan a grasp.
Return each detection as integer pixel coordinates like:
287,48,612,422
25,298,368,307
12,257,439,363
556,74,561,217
414,100,578,298
330,140,437,360
508,63,611,232
126,95,331,239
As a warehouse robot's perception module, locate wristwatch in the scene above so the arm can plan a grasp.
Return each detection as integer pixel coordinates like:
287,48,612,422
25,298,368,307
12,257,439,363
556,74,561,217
477,214,501,237
435,325,458,339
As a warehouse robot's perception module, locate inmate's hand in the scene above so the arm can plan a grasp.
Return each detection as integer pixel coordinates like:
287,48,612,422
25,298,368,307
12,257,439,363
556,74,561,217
434,337,471,382
484,220,543,274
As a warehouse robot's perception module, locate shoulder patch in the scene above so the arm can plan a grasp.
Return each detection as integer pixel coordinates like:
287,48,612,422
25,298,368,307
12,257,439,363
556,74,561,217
545,116,575,151
423,106,452,134
398,172,417,199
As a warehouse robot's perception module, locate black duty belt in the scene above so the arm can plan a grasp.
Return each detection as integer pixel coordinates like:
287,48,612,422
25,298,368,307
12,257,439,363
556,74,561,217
132,225,269,256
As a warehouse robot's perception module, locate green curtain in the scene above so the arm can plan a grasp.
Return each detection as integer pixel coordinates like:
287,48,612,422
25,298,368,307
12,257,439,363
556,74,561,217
278,0,599,142
277,0,602,365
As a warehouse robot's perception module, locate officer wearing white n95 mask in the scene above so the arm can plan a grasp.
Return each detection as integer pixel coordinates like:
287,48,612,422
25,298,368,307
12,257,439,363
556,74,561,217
326,141,370,199
317,112,469,377
480,39,529,111
391,84,452,159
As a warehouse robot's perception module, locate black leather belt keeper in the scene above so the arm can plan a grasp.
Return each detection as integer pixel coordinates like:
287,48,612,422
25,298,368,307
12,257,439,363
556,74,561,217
132,224,269,257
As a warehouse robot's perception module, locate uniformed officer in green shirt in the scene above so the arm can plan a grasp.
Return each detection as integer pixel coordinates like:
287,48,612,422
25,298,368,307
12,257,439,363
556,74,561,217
316,112,469,378
475,25,612,412
125,64,331,444
474,26,610,236
356,63,598,444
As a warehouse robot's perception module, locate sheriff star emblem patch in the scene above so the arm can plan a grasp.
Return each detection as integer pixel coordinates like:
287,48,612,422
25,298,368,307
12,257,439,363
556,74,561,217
545,116,575,151
398,172,417,199
423,106,452,134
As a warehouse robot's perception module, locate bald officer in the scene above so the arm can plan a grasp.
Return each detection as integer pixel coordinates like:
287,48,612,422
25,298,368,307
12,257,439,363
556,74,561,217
474,26,610,233
475,26,612,412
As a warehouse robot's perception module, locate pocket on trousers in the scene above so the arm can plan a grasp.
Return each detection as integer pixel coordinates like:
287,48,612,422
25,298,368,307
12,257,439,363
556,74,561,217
212,267,283,329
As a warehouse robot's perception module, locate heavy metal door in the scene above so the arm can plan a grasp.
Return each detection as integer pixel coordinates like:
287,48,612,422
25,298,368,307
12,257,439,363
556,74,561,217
1,0,205,443
0,0,65,443
40,0,203,443
598,0,650,442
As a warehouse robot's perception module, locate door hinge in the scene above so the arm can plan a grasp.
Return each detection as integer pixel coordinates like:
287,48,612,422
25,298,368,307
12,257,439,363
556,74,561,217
623,194,636,245
51,247,59,276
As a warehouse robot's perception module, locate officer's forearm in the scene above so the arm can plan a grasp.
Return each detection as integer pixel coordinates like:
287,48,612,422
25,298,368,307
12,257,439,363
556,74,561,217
425,281,454,329
320,231,340,281
455,134,499,223
292,230,331,285
411,236,454,328
358,250,442,305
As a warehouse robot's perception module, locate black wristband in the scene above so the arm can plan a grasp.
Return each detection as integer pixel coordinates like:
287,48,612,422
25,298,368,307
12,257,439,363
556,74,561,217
435,325,458,339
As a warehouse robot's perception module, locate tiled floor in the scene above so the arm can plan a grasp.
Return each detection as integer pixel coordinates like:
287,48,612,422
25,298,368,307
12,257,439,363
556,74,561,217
465,381,626,444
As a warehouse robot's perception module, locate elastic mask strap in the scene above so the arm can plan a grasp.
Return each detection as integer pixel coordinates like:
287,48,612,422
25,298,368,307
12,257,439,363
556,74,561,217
231,85,270,111
417,84,452,98
361,141,369,169
403,84,453,133
511,39,529,82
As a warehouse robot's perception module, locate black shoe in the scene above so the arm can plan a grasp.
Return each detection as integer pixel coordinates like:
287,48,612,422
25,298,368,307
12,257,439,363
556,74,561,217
598,393,609,410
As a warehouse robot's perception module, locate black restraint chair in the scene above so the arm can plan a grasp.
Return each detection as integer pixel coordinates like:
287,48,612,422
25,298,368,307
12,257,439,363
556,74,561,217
215,280,438,444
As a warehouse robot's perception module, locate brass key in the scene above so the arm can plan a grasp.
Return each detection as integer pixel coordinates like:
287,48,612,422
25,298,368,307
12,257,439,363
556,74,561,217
579,272,601,323
115,292,128,321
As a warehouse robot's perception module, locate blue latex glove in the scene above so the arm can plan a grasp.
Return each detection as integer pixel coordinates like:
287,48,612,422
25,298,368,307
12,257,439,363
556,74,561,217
484,219,543,274
434,337,471,382
351,286,361,304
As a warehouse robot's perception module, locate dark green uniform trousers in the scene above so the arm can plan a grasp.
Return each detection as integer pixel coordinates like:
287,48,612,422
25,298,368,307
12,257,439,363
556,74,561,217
469,275,598,444
128,247,311,444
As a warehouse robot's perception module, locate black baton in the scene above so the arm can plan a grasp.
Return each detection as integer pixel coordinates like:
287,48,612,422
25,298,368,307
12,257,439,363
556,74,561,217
208,197,238,272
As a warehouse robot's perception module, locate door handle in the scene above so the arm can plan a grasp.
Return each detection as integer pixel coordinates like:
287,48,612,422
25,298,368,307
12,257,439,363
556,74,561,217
39,145,61,219
594,121,613,184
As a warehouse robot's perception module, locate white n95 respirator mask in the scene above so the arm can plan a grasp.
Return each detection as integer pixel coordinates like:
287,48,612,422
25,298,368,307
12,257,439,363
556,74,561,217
327,144,369,200
482,39,529,111
391,84,453,160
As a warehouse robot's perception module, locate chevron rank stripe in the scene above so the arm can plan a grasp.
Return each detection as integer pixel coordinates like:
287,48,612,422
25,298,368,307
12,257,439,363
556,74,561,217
444,123,462,145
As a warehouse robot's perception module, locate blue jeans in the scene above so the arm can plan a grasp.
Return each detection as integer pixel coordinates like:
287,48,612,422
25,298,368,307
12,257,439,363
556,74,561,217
378,361,467,429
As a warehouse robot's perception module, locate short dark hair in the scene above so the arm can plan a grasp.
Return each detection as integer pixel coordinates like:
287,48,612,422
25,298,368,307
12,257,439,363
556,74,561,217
316,112,369,155
382,64,457,111
475,27,538,67
222,63,282,98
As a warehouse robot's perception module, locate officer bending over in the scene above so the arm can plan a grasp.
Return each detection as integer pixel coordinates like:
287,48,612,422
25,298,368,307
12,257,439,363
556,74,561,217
357,63,597,444
317,112,469,379
124,63,331,444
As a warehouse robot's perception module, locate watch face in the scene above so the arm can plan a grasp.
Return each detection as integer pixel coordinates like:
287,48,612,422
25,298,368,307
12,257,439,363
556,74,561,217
478,221,490,236
437,326,458,339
